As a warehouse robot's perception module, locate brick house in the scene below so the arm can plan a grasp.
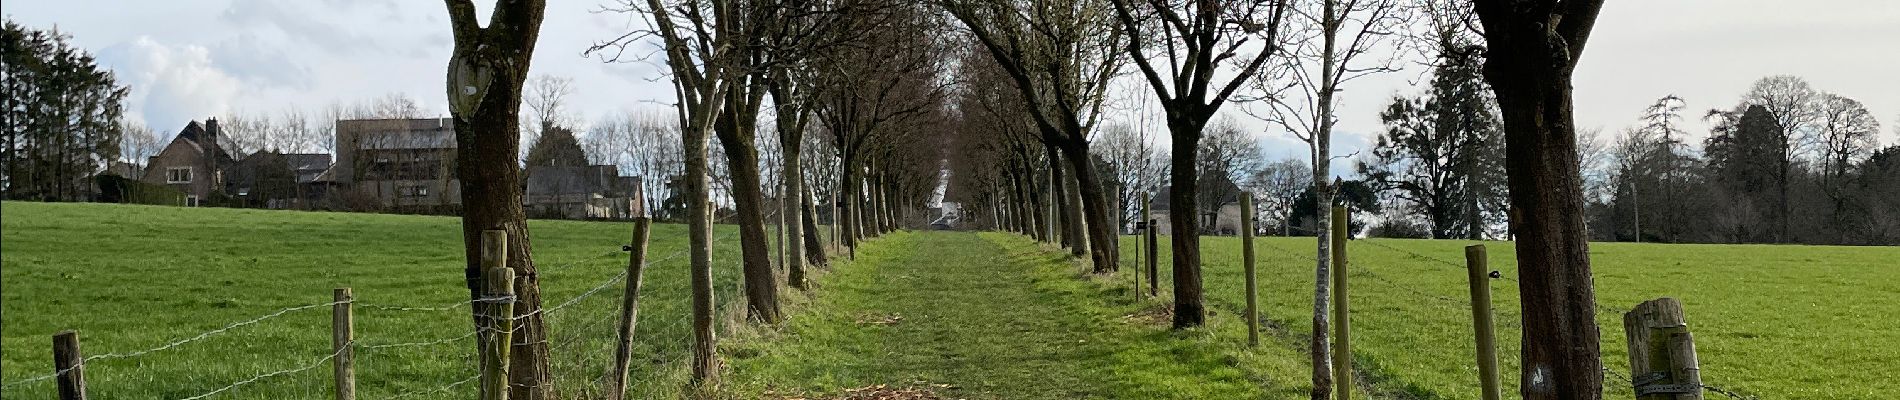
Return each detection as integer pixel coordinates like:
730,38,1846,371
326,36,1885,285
140,119,236,206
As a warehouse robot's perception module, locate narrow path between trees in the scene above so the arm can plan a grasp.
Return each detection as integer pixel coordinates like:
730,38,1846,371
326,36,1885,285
723,231,1310,399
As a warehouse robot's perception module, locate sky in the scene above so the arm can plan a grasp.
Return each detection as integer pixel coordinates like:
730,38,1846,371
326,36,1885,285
9,0,1900,175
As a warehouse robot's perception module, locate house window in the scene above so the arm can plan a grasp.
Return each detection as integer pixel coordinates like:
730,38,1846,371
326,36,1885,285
166,167,193,183
399,185,430,197
186,195,200,207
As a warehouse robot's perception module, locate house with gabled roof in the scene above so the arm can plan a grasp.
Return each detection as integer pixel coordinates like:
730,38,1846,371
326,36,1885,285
139,118,236,206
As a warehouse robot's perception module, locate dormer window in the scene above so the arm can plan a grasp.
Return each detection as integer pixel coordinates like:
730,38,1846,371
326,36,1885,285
166,167,192,183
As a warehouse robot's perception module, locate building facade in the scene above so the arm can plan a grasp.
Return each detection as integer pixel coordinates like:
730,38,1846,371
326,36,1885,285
141,119,235,206
332,118,461,211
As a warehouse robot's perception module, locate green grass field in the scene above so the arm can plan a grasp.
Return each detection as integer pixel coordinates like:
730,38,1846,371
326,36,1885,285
5,202,1895,399
721,230,1311,399
1,201,771,398
1115,232,1900,399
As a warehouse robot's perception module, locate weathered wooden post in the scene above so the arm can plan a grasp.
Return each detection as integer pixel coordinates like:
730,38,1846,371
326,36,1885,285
479,230,516,400
1330,205,1351,400
1146,218,1159,297
607,217,653,399
1241,195,1259,347
1131,218,1141,300
53,330,85,400
332,288,355,400
1624,298,1704,400
1464,245,1500,400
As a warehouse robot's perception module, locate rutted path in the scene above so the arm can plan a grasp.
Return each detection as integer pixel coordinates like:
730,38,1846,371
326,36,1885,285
723,231,1309,399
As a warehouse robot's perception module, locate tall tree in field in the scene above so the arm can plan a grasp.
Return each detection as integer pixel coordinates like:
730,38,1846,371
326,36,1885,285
1813,93,1880,200
1469,0,1608,398
1736,75,1818,241
1108,0,1290,330
442,1,553,398
944,0,1126,272
1258,0,1409,394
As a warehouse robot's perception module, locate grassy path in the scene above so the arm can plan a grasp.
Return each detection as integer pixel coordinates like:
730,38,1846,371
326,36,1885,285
724,231,1310,399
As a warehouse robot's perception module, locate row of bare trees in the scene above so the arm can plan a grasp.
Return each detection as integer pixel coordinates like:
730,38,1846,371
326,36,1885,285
437,0,1615,398
942,0,1619,398
582,0,955,390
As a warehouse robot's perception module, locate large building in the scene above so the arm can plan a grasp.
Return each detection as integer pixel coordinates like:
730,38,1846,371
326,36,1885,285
330,118,461,210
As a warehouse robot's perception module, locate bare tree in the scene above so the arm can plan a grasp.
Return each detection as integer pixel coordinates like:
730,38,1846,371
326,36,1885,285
442,0,552,398
1094,122,1167,229
116,118,161,168
1814,93,1880,194
1469,0,1608,398
1255,0,1409,394
1250,157,1309,235
944,0,1127,272
1107,0,1291,330
589,0,740,383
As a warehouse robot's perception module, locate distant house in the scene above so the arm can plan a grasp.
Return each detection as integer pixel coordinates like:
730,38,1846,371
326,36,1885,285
1146,185,1244,236
140,119,236,206
524,165,642,220
227,152,332,209
331,118,459,211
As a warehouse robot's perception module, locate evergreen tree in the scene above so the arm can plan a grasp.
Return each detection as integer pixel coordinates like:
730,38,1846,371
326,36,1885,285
1,20,129,201
523,124,588,167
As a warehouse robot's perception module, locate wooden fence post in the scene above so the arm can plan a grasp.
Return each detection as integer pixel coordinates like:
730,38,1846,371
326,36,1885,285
607,217,653,399
479,230,515,400
333,288,355,400
1624,298,1704,400
1241,195,1259,347
1132,217,1142,301
1464,245,1500,400
53,330,85,400
1146,218,1159,298
1330,206,1351,400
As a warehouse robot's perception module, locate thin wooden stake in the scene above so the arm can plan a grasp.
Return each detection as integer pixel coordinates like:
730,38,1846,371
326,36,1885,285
607,218,653,399
53,330,86,400
1330,206,1351,400
1242,195,1259,347
1465,245,1500,400
332,288,355,400
479,230,515,400
1146,218,1159,297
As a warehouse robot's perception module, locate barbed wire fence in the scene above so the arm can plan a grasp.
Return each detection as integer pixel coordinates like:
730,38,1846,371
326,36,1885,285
1,226,755,399
1250,234,1760,400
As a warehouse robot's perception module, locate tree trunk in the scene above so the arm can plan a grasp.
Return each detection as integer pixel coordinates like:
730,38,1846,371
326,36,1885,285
1311,2,1340,397
781,144,808,289
841,160,861,249
1048,148,1084,256
715,109,783,323
682,121,719,385
443,2,552,397
1166,119,1206,329
801,181,828,267
1474,0,1606,396
1062,143,1119,272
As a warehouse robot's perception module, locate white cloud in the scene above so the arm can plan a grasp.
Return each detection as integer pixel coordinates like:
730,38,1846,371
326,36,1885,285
96,36,244,133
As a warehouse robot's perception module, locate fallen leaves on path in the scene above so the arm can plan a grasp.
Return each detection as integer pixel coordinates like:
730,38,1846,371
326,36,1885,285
854,313,905,326
766,383,959,400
